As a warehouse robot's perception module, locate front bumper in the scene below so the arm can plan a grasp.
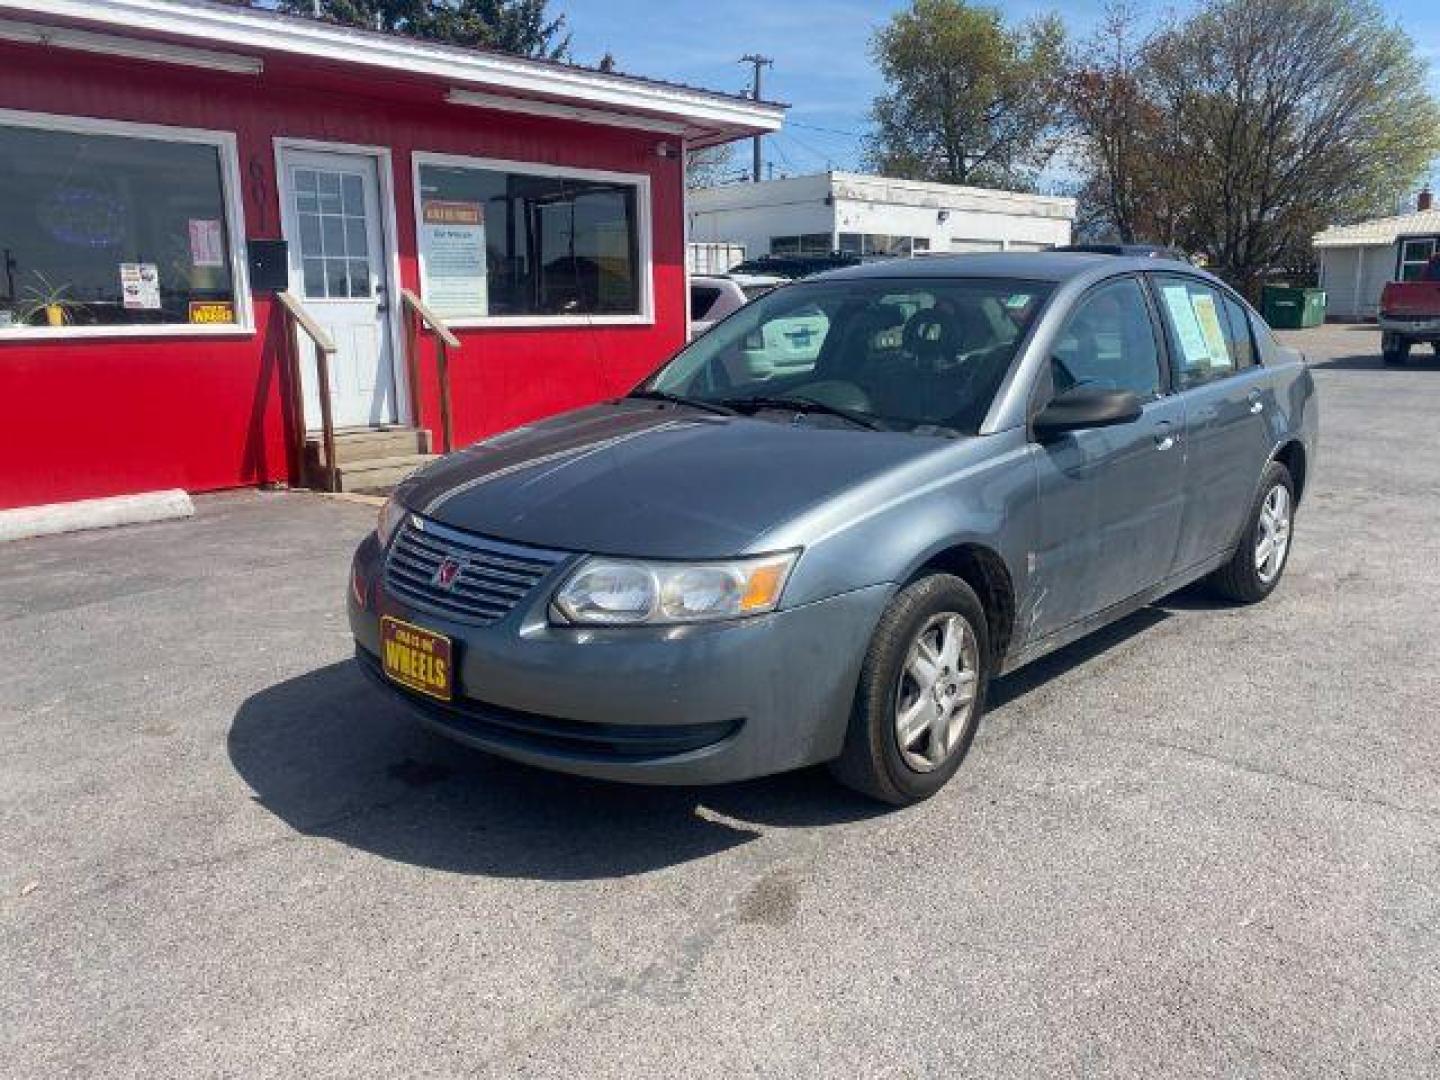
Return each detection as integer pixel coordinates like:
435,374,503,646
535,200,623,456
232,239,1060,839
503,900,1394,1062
348,532,891,784
1379,317,1440,341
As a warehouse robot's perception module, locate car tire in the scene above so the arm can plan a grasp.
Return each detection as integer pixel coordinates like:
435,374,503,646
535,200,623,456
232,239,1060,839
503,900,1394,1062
1382,334,1410,366
829,574,991,806
1207,461,1296,604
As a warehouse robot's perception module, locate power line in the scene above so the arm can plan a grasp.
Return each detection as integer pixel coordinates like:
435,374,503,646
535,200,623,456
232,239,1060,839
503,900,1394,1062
787,120,866,140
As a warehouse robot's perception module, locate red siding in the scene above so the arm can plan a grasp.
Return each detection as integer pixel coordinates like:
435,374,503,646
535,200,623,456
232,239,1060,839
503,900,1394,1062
0,43,687,509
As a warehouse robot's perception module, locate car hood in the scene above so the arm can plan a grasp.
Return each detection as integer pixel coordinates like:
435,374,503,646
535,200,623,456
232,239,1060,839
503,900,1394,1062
398,402,947,558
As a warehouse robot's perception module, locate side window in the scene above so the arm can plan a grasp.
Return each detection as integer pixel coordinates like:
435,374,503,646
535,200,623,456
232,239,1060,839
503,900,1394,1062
690,285,722,321
1153,275,1238,389
1050,277,1162,398
1220,294,1257,368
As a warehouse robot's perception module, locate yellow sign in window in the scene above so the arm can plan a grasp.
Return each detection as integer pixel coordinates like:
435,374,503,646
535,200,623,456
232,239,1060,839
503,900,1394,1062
188,301,236,325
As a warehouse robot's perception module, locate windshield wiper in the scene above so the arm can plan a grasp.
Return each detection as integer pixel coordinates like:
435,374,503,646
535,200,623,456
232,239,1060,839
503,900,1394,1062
625,389,737,417
722,395,887,431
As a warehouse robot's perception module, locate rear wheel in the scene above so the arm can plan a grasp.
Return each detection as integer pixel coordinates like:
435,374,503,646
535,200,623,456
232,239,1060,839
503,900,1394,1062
1207,462,1295,603
1382,333,1411,366
829,574,990,805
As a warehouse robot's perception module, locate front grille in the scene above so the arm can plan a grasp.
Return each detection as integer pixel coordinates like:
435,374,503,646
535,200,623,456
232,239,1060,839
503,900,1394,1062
384,516,568,624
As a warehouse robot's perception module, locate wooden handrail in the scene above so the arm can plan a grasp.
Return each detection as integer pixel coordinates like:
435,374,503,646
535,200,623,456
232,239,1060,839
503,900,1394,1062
400,288,462,454
400,288,460,348
276,291,339,493
276,290,336,354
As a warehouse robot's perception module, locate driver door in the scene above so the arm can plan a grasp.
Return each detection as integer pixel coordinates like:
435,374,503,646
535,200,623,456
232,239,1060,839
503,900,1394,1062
1026,276,1186,641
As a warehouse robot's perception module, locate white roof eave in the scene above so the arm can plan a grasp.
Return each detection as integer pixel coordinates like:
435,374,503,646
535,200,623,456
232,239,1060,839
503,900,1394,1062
0,0,786,142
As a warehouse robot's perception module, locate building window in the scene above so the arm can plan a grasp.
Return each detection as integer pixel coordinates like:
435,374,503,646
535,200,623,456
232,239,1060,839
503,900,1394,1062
0,113,245,334
837,233,927,256
1399,238,1437,281
771,234,832,256
950,238,1005,253
414,155,649,323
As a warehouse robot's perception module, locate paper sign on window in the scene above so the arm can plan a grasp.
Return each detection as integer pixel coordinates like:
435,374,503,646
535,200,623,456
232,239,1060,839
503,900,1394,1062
1160,284,1210,368
1189,292,1231,369
188,219,225,268
119,263,161,310
420,199,488,319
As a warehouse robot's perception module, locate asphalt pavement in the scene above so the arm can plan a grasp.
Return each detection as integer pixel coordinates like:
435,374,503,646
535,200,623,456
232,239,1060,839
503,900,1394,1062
2,324,1438,1078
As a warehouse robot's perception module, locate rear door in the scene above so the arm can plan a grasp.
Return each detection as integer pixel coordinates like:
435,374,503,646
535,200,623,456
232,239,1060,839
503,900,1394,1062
1028,275,1186,638
1149,274,1274,571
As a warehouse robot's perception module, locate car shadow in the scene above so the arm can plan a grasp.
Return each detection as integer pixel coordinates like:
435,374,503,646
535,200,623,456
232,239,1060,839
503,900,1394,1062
228,660,887,881
231,597,1194,880
1308,351,1440,371
988,604,1171,709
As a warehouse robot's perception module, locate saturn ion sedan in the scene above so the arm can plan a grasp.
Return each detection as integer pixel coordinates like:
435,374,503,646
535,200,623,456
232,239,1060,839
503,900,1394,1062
349,253,1317,805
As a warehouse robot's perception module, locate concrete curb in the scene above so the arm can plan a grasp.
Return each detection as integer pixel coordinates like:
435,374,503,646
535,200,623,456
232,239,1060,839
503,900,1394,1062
0,489,195,543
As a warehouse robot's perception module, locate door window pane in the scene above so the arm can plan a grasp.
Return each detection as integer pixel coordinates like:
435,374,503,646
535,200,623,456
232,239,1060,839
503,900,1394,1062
1153,275,1239,388
292,167,372,300
1051,278,1162,398
322,216,345,258
347,260,371,298
416,162,643,319
1220,294,1257,367
0,121,238,329
302,258,326,297
341,174,364,215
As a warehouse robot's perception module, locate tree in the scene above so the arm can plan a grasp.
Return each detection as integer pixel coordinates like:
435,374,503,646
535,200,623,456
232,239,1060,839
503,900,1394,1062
865,0,1067,190
1063,2,1184,245
1068,0,1440,292
278,0,571,59
685,143,741,190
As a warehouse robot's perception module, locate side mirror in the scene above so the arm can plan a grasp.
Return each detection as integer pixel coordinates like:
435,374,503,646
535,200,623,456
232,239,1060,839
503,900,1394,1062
1033,386,1143,440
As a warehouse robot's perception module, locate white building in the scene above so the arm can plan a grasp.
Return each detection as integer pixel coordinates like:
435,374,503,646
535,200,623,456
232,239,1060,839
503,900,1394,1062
688,171,1075,264
1312,193,1440,321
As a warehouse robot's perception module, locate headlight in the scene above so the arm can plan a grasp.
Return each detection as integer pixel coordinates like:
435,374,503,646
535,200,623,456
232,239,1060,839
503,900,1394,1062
375,495,407,547
552,552,798,626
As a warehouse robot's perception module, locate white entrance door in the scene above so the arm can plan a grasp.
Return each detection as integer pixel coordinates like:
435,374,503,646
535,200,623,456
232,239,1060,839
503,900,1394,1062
280,148,397,430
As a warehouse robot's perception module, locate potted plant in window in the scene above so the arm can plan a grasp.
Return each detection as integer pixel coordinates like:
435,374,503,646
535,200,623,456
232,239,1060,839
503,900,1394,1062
18,273,80,327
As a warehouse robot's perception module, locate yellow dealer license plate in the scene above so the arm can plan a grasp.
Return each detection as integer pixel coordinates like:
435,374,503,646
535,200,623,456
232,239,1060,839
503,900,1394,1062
380,616,453,701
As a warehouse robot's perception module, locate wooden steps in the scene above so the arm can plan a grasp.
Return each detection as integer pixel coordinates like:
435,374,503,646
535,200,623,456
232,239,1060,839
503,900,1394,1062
304,427,437,493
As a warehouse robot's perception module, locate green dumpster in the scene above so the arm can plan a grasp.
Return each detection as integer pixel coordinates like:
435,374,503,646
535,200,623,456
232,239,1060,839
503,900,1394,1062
1261,286,1327,329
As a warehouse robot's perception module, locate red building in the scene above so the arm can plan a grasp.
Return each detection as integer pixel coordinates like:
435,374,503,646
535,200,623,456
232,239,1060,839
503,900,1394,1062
0,0,782,509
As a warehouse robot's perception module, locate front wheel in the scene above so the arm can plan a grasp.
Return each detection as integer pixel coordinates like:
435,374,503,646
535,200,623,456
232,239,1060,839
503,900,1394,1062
829,574,991,805
1207,462,1295,603
1382,333,1410,366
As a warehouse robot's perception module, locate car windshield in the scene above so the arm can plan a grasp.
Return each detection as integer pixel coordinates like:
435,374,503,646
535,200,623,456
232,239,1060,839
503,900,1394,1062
646,276,1053,435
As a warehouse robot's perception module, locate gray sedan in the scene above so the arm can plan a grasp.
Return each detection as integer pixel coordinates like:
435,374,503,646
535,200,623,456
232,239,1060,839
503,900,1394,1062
348,253,1317,805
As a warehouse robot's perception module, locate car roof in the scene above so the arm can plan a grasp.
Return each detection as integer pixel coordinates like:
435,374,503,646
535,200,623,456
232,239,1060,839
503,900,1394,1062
808,251,1200,284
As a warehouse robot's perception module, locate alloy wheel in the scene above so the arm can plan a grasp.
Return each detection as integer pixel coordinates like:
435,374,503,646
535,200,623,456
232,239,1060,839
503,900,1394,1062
893,612,980,773
1255,483,1292,585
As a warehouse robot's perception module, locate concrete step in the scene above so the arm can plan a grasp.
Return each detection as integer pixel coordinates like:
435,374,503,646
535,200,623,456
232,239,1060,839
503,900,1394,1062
310,453,439,493
306,427,432,466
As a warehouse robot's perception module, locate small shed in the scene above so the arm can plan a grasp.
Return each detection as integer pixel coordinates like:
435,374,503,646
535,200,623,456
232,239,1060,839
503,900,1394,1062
1312,194,1440,321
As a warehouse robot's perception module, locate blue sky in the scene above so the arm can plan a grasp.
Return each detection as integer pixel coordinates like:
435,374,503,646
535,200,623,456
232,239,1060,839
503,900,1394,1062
562,0,1440,184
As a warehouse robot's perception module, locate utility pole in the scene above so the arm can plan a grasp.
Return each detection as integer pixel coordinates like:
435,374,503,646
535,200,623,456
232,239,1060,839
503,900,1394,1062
739,53,772,183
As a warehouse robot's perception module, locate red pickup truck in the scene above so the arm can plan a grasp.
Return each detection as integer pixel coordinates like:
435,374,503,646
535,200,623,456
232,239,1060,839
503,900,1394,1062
1380,252,1440,365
